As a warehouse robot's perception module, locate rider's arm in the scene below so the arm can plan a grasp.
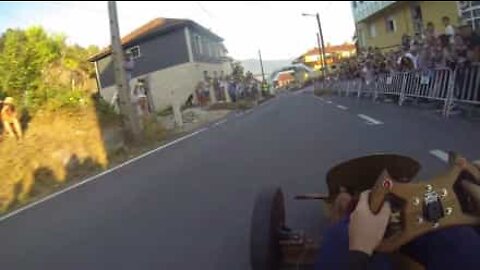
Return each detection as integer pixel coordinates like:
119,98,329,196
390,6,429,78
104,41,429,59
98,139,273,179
348,191,391,270
461,161,480,212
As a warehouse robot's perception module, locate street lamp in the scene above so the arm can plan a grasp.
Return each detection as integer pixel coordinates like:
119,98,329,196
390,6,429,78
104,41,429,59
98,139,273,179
302,12,328,76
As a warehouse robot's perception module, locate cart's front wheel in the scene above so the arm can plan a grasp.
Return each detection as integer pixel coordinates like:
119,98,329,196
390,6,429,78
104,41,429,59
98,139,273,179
250,187,285,270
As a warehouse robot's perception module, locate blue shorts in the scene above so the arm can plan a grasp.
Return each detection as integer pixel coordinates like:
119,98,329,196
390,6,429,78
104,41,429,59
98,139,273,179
316,217,480,270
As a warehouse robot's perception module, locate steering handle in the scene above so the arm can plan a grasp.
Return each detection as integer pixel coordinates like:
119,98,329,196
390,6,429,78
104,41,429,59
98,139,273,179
369,170,392,214
368,154,480,252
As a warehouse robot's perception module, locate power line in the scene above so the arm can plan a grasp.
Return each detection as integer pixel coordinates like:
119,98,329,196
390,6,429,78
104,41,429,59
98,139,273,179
196,1,215,19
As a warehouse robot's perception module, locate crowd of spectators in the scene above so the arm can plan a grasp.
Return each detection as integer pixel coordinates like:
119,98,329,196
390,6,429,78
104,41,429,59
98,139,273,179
194,70,262,106
335,17,480,81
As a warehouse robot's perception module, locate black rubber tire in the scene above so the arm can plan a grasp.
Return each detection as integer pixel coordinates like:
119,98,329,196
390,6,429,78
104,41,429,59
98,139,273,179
250,187,285,270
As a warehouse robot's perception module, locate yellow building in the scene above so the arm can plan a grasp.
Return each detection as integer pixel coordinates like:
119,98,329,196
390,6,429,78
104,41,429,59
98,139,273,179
352,1,461,50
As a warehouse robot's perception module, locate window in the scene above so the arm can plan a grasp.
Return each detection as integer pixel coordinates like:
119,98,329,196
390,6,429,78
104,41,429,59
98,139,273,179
385,16,396,32
126,46,141,59
369,23,377,38
461,2,480,30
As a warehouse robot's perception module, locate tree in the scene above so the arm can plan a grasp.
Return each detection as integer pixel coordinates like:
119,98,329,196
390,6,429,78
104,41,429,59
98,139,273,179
0,26,100,110
0,27,61,100
231,61,245,83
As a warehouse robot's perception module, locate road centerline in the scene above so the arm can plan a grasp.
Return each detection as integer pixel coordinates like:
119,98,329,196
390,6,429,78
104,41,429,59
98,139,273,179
429,149,449,163
357,114,383,125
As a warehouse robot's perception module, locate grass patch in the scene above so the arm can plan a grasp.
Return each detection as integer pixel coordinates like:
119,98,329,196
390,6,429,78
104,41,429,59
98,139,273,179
157,106,173,117
208,100,255,111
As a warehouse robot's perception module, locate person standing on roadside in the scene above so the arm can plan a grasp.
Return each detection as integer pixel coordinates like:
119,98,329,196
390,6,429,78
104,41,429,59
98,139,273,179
442,16,456,44
1,97,23,140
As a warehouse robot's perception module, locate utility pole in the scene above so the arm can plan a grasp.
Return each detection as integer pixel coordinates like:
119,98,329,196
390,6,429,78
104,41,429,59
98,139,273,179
316,32,325,78
259,49,270,95
108,1,142,141
316,13,328,75
258,49,266,83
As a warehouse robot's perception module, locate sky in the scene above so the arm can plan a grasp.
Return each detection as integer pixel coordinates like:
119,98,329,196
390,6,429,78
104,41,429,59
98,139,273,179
0,1,356,60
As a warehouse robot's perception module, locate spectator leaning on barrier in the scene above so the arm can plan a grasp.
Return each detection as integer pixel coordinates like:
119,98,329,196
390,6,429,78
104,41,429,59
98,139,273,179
454,34,469,69
458,23,480,62
436,34,455,69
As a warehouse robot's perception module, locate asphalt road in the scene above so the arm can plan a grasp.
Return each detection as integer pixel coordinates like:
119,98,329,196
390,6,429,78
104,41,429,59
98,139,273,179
1,88,479,269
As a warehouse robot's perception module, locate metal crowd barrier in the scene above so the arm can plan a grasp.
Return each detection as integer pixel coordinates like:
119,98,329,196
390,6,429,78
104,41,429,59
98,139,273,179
450,63,480,107
318,64,480,117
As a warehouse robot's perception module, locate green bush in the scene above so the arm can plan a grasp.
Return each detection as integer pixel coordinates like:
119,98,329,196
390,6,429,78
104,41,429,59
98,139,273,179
94,96,122,126
26,87,89,112
0,26,100,114
143,116,166,142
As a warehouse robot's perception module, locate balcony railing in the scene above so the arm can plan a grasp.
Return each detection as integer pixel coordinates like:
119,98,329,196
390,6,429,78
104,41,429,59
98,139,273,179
352,1,397,22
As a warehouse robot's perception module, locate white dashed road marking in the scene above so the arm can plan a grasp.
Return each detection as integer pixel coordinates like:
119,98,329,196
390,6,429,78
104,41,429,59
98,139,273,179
358,114,383,125
336,105,348,110
326,101,333,104
429,149,449,163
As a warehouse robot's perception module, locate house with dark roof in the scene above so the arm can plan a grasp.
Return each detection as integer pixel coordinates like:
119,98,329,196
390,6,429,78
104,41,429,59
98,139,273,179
274,72,295,88
89,18,232,110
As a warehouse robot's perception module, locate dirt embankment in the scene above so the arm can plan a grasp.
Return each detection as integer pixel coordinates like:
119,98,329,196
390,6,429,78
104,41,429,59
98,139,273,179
0,107,108,211
0,103,233,212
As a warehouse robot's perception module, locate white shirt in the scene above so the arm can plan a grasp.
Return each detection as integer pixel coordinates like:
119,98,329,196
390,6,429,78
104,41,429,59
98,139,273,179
404,52,418,69
445,25,455,44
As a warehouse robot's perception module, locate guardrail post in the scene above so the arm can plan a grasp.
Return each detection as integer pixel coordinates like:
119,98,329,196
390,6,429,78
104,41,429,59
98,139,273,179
357,80,362,99
399,73,407,106
346,81,350,97
443,68,456,118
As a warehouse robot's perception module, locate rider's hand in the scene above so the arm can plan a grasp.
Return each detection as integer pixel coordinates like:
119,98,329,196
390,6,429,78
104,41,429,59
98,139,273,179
330,187,353,224
349,190,391,256
461,161,480,211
